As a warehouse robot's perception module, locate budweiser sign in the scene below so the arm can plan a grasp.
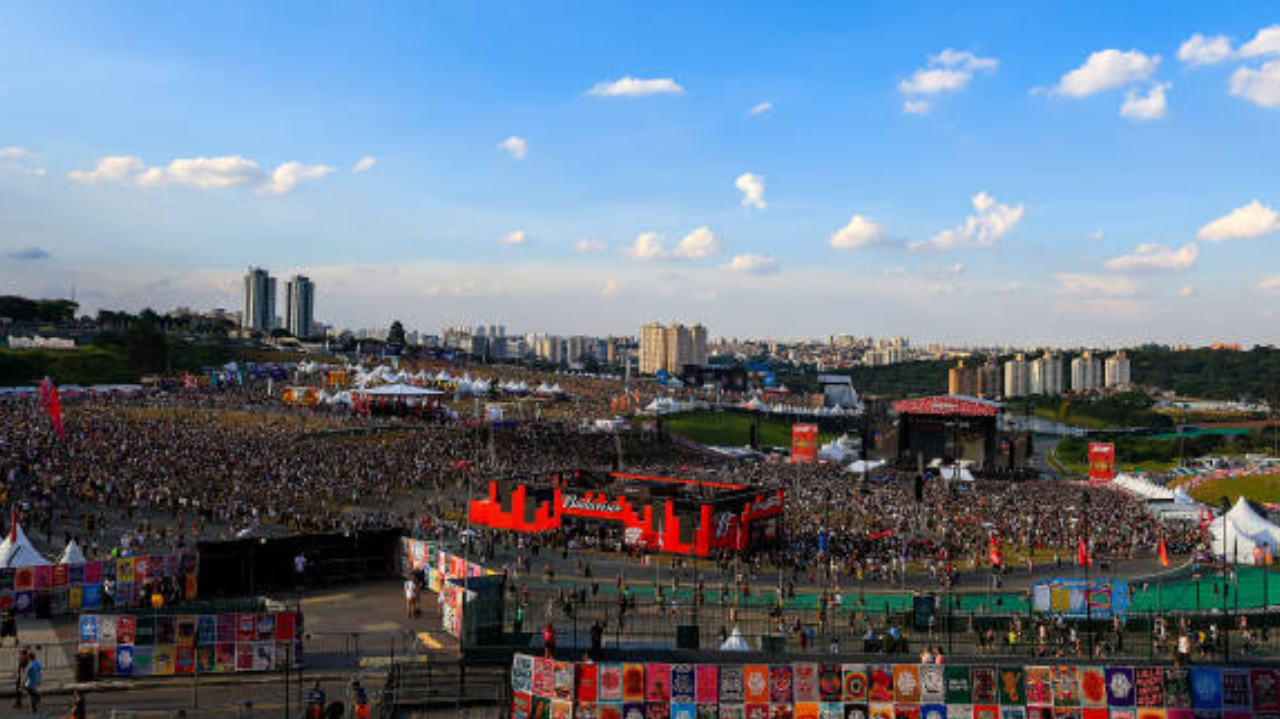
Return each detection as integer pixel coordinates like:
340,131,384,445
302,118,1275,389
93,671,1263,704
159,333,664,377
561,494,623,514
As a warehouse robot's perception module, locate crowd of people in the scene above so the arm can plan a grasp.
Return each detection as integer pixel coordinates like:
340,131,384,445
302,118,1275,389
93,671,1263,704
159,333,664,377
2,362,1203,585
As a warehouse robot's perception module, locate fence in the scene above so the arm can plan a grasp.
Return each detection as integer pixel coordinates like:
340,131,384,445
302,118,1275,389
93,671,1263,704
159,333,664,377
500,592,1280,663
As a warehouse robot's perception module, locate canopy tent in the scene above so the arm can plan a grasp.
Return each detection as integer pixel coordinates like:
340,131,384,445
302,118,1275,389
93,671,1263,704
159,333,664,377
1211,497,1280,565
846,459,887,474
0,514,50,568
719,626,752,651
355,383,444,398
1112,474,1176,501
59,539,86,564
1172,487,1196,505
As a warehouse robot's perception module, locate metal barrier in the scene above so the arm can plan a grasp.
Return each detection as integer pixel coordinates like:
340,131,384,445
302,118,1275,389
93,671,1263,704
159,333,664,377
499,594,1280,663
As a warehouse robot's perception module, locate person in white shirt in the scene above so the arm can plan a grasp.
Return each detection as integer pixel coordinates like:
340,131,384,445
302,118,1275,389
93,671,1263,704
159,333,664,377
404,577,419,618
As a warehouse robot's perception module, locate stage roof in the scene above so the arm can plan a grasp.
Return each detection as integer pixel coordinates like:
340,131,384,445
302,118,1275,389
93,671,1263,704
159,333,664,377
893,395,999,418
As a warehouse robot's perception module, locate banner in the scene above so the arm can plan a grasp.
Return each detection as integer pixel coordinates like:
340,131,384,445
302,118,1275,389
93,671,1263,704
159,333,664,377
79,610,298,678
511,658,1277,719
1088,443,1116,481
0,553,193,618
792,424,819,463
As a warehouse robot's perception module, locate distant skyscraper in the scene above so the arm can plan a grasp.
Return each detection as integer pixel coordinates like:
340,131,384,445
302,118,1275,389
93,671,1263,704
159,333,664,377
1003,354,1031,398
1071,351,1104,392
242,267,277,332
639,322,708,375
1105,351,1132,388
284,275,315,337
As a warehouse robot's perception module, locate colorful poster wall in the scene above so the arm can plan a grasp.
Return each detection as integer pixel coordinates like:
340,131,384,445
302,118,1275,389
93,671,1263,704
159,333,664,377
78,611,298,678
0,554,194,617
511,655,1280,719
402,539,501,638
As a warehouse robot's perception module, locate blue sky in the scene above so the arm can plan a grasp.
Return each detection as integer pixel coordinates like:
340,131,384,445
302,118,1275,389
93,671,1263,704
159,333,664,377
2,1,1280,344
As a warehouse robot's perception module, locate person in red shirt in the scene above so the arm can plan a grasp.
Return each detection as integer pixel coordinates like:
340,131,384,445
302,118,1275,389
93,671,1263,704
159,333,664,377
542,622,557,659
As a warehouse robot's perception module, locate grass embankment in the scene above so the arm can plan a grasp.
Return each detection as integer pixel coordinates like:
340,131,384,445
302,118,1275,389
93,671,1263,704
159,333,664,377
1186,475,1280,506
663,410,835,448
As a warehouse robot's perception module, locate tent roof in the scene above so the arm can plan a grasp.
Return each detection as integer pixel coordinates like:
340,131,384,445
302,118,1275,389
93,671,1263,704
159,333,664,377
0,517,50,568
356,383,443,397
59,539,86,564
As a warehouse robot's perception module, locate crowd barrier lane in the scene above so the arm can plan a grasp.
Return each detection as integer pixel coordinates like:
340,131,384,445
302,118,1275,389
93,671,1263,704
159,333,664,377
495,598,1280,662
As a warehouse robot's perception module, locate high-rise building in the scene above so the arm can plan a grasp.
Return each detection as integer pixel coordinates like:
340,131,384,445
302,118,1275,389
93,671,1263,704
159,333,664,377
1029,352,1063,396
948,360,981,397
1003,354,1031,398
638,322,708,375
978,361,1002,399
1070,351,1104,392
284,275,315,337
1105,351,1132,388
242,267,277,332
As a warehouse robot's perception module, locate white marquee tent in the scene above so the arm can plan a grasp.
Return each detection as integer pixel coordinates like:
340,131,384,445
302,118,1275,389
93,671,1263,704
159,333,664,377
59,539,87,565
0,515,50,568
1211,497,1280,565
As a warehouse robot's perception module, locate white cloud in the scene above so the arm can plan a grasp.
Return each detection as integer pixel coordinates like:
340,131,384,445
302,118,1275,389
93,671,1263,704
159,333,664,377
72,154,333,195
997,280,1025,295
735,172,766,210
499,229,528,246
135,155,265,189
1197,200,1280,242
1054,49,1160,97
498,136,528,160
1240,25,1280,58
925,263,965,280
600,279,619,297
624,232,669,261
899,49,997,114
1229,60,1280,108
1103,242,1198,272
0,146,45,176
722,253,780,275
587,76,684,97
749,101,773,116
67,155,144,183
1120,82,1170,120
573,238,606,253
624,227,720,261
1056,273,1139,297
902,100,932,115
1257,276,1280,295
673,226,720,259
1178,33,1234,66
1089,229,1107,241
830,214,886,250
911,191,1026,251
259,161,335,196
929,283,959,295
1178,284,1197,297
352,156,378,173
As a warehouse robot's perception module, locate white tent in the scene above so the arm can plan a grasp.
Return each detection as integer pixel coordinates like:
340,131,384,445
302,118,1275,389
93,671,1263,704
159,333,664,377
59,539,86,564
0,515,50,568
719,626,751,651
1112,474,1176,501
1172,487,1196,505
847,459,887,474
1211,497,1280,565
356,383,442,398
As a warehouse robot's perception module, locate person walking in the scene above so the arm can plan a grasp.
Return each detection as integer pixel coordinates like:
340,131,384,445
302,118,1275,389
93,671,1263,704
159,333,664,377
23,650,41,714
67,688,86,719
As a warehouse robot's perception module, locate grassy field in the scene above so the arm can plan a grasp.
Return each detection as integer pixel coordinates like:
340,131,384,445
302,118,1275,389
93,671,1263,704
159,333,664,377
663,410,834,448
1050,447,1179,477
1187,474,1280,506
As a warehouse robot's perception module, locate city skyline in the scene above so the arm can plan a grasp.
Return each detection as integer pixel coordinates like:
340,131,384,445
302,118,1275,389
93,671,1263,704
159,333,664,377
3,2,1280,344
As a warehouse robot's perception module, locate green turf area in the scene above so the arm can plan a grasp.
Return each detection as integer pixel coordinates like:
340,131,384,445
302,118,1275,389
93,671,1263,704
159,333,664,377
662,410,834,449
1187,474,1280,506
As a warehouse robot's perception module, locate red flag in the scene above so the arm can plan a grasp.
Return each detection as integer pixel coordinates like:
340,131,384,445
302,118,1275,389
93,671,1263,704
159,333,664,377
1077,537,1092,567
41,377,64,439
1158,538,1169,568
989,534,1003,567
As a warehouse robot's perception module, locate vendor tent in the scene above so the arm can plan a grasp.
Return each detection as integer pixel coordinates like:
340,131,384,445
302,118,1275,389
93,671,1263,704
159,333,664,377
1211,497,1280,565
719,626,751,651
0,514,50,568
59,539,86,564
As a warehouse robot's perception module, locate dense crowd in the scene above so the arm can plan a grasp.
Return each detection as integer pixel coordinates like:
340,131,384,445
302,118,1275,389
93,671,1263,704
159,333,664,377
0,367,1204,582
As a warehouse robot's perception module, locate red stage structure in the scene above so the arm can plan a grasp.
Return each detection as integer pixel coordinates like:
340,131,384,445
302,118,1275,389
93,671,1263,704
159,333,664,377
468,470,784,557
